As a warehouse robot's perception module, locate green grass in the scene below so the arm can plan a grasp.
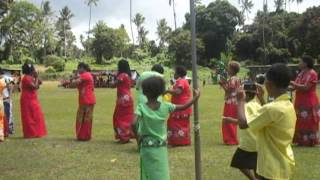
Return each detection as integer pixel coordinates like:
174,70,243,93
1,82,319,180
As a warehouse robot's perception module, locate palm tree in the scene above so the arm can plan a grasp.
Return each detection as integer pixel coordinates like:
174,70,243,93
130,0,135,45
238,0,254,21
133,13,145,47
58,6,74,57
85,0,98,39
169,0,177,30
156,19,171,49
41,0,53,57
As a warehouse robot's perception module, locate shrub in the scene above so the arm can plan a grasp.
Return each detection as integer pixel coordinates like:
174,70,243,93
45,66,56,73
44,55,65,72
21,56,35,64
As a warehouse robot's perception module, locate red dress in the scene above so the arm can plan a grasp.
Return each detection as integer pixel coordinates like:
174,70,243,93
293,69,320,146
167,78,192,146
222,76,240,145
20,75,47,138
113,73,134,142
76,72,96,141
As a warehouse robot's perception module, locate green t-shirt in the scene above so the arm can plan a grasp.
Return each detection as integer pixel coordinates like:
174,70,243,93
136,71,163,105
135,102,176,142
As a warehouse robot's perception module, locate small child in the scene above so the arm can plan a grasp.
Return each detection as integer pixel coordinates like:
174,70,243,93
133,76,200,180
223,82,264,180
219,61,241,145
236,63,296,180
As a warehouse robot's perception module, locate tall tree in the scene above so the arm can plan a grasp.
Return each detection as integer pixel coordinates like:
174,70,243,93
169,0,177,29
56,6,74,57
133,13,147,48
0,1,42,62
238,0,254,21
129,0,135,45
156,19,171,49
40,0,56,58
85,0,98,39
91,21,129,64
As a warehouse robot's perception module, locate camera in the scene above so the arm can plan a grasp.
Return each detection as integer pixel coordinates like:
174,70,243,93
256,74,265,85
243,81,256,92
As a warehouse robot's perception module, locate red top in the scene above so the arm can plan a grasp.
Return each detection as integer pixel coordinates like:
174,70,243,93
295,69,319,107
117,73,132,96
172,78,191,104
77,72,96,105
21,75,37,99
225,76,241,104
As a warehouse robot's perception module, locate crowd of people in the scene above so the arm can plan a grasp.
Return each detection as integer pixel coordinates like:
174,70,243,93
0,56,319,180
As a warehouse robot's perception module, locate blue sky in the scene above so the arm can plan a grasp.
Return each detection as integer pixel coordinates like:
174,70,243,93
29,0,320,48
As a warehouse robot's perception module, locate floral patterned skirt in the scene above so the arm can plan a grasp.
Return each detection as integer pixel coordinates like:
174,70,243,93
113,94,135,142
167,109,191,146
293,104,320,146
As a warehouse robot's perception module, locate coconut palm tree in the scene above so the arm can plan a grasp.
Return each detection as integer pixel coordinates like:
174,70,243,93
169,0,177,30
85,0,98,39
133,13,145,47
238,0,254,22
58,6,74,57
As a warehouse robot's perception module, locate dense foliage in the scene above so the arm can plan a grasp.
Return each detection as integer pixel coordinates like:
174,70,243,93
0,0,319,68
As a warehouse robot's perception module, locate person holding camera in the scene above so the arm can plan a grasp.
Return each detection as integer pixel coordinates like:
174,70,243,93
223,81,264,180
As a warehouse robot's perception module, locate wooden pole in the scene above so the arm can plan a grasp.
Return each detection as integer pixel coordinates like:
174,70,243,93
189,0,201,180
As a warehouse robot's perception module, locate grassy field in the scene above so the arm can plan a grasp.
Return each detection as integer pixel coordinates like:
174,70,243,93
0,82,319,180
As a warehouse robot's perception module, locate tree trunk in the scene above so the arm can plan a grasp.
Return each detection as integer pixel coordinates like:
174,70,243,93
130,0,135,46
64,20,67,58
88,5,92,40
172,0,177,30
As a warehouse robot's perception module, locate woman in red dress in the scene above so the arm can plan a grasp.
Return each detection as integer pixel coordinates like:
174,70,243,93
291,55,320,146
167,66,192,146
20,63,47,138
71,63,96,141
113,60,134,143
219,61,241,145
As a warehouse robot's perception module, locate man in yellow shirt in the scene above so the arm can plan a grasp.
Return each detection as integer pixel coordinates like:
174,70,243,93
237,63,296,180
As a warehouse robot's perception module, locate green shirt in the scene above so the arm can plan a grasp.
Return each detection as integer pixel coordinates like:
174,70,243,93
136,71,163,105
135,102,176,142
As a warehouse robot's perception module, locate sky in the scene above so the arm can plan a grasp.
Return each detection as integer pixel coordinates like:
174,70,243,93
29,0,320,48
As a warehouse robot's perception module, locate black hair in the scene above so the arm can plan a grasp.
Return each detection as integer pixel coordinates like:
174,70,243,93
266,63,291,89
22,63,35,75
175,65,187,78
302,55,314,69
77,62,91,72
118,59,131,77
142,76,166,100
245,91,256,102
228,61,240,75
0,67,3,75
151,64,164,74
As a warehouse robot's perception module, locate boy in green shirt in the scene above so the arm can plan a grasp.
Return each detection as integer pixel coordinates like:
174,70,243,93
237,63,296,180
133,76,200,180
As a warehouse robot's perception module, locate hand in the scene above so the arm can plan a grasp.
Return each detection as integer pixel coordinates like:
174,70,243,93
193,88,201,99
236,88,246,102
33,71,38,78
290,81,296,87
222,116,230,123
255,83,264,98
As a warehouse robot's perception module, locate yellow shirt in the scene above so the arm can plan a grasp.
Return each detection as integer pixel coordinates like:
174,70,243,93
238,100,261,152
248,94,296,180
